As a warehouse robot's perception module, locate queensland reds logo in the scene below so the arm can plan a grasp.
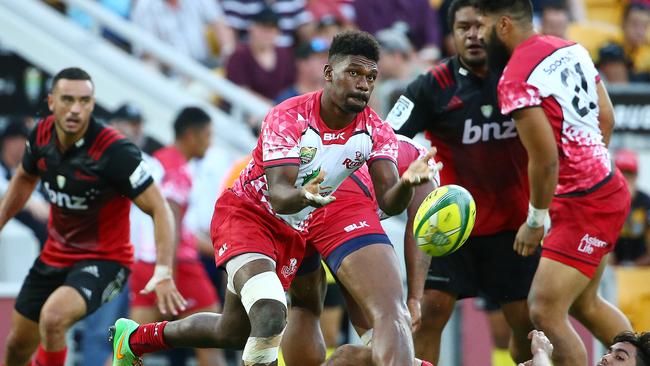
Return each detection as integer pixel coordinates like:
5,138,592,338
343,151,365,169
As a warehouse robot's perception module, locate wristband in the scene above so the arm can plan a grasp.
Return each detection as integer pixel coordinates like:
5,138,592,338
526,203,548,228
142,265,172,293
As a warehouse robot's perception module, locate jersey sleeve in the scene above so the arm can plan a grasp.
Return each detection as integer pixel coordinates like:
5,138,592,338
387,72,437,137
497,78,542,115
21,128,39,175
104,140,154,199
260,108,303,168
368,120,398,165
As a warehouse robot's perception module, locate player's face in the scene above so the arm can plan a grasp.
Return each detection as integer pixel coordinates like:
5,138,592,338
191,123,212,159
453,6,486,68
325,55,378,113
597,342,638,366
479,15,512,73
48,79,95,136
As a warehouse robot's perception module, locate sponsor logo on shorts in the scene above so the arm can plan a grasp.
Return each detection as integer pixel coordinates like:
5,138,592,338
80,287,93,300
218,243,228,257
81,265,100,278
577,234,608,255
343,221,370,232
281,258,298,278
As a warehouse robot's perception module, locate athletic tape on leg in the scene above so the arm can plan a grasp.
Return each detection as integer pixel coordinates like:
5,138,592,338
242,334,283,364
240,271,287,313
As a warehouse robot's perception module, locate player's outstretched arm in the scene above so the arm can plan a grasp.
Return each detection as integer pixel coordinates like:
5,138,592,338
266,165,334,214
370,149,441,217
0,165,40,231
404,182,435,332
596,81,615,148
518,330,554,366
404,182,434,331
133,183,187,316
511,107,558,256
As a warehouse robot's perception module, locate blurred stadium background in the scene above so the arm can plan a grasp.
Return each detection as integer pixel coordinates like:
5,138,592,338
0,0,649,365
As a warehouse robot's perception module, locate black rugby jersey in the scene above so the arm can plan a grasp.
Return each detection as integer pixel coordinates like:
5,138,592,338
22,115,153,267
387,56,529,236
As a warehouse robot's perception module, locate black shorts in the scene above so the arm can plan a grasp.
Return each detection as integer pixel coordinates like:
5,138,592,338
425,231,540,304
15,258,129,322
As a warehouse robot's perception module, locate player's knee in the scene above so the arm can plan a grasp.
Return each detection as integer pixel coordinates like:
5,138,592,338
368,301,411,330
5,330,34,355
249,299,287,336
528,298,558,329
39,306,75,338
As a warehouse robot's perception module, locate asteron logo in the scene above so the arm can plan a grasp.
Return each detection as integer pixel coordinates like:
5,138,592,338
577,234,607,255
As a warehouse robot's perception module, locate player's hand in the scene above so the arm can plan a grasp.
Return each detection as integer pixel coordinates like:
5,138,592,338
302,170,335,208
140,265,187,316
529,330,554,358
518,361,533,366
401,148,443,187
407,297,422,332
514,223,544,256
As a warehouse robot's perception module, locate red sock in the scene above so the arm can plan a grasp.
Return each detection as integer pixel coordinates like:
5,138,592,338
128,321,171,356
32,345,66,366
421,361,435,366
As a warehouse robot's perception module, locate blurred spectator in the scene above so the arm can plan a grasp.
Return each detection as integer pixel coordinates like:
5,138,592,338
351,0,442,59
109,104,163,155
613,149,650,332
67,0,134,51
314,14,351,44
540,2,570,39
222,0,312,47
275,38,329,104
532,0,585,21
132,0,236,69
614,149,650,267
618,3,650,78
306,0,355,41
0,119,49,246
597,43,633,84
371,28,418,117
226,6,296,103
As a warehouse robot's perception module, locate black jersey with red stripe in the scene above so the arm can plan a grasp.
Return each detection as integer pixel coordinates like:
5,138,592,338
22,116,153,267
386,56,529,236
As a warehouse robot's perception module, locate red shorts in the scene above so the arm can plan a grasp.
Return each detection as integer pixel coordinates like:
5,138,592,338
542,170,631,278
211,189,306,290
306,179,386,259
129,261,218,313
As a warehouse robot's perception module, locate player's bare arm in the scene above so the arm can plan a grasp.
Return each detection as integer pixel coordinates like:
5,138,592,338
370,149,441,216
596,81,615,147
266,165,335,214
133,183,187,316
511,107,558,256
404,181,434,331
0,165,40,231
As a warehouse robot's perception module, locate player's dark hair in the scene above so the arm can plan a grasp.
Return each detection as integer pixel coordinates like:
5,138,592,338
623,2,650,24
612,331,650,366
448,0,479,29
477,0,534,23
51,67,93,92
541,0,568,13
173,107,211,138
328,30,380,63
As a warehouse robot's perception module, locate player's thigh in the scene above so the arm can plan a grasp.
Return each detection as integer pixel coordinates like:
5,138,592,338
528,257,591,314
570,256,608,313
39,285,87,330
289,255,327,316
334,242,405,319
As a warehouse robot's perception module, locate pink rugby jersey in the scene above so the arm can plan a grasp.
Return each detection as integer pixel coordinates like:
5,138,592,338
232,90,399,231
498,34,611,195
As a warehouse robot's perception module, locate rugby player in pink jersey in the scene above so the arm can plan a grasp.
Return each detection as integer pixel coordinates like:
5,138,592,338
478,1,632,365
282,135,439,366
111,30,440,366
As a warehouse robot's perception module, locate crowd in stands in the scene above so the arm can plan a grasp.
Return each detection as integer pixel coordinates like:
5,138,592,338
0,0,649,365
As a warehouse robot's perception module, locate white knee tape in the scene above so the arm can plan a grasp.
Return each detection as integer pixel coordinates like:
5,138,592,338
242,334,283,364
225,253,275,294
240,271,287,313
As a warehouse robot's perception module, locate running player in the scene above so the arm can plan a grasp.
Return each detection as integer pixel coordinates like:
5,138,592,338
128,107,225,366
478,1,632,365
1,67,184,366
388,0,536,363
111,30,439,366
282,134,439,366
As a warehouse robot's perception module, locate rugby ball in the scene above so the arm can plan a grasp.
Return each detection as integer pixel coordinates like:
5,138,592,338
413,184,476,257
